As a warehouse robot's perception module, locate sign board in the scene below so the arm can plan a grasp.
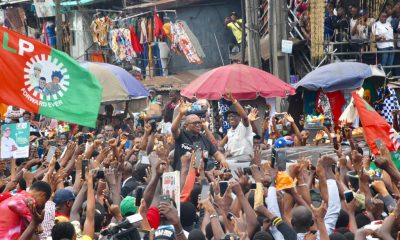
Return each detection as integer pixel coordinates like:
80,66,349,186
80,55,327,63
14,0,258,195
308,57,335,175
281,40,293,54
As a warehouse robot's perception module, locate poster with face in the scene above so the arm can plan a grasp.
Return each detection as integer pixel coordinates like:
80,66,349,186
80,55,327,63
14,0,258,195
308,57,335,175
1,123,30,159
33,0,56,18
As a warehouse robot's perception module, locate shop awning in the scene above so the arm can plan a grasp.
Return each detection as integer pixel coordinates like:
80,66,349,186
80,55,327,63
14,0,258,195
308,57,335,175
144,69,211,91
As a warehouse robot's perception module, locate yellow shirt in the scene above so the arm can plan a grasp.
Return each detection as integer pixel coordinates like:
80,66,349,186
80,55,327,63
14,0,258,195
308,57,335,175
227,19,243,44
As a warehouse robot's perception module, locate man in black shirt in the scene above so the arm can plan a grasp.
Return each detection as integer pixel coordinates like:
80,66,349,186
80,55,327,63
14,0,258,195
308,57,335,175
171,100,229,170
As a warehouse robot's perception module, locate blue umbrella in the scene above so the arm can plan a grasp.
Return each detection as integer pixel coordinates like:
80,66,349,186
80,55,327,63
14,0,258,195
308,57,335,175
81,62,149,102
295,62,385,92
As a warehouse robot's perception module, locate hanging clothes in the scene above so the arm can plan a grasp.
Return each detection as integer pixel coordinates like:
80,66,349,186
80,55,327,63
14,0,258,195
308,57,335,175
326,91,346,124
140,18,148,44
171,20,205,64
377,86,400,125
152,42,163,76
109,28,135,61
91,52,105,62
154,13,166,39
129,25,144,54
147,17,154,43
163,22,172,41
41,22,56,47
316,91,333,121
90,17,113,46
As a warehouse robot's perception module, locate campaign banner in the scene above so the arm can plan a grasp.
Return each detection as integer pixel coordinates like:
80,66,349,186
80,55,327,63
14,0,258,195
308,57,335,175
1,122,30,159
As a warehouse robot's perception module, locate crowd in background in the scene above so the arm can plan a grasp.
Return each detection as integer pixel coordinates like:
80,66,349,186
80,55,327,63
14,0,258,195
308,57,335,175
2,89,400,240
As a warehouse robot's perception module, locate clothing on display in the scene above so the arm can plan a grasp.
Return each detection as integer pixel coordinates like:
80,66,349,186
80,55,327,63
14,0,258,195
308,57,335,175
41,21,56,47
326,91,346,124
154,13,166,39
171,20,205,64
129,25,144,54
90,17,113,46
109,28,135,61
91,52,106,62
5,7,26,35
376,86,400,125
316,91,333,121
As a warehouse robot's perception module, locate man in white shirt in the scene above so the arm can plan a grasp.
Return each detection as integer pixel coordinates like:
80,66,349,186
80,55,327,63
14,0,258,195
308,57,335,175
1,127,17,159
373,12,395,69
221,92,254,169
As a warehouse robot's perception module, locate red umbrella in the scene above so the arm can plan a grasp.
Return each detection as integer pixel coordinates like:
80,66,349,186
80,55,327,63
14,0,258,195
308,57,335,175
181,64,295,100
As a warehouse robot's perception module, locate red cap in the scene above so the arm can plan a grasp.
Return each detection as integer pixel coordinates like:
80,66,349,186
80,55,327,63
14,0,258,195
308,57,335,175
146,207,160,229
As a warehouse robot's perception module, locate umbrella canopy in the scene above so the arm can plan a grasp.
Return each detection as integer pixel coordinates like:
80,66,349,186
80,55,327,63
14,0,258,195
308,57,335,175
180,64,295,100
81,62,149,103
294,62,386,92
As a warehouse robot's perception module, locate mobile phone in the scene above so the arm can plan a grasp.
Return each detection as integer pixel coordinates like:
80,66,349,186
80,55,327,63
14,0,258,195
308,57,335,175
78,134,87,145
82,160,89,179
219,181,229,196
55,161,61,171
271,147,276,168
276,151,287,171
46,146,57,162
194,148,203,169
311,152,320,168
126,213,143,224
200,185,210,201
250,182,257,189
243,167,252,175
375,139,382,150
160,195,171,204
227,212,236,221
344,190,354,203
96,170,105,179
135,187,144,207
37,146,44,159
332,133,339,151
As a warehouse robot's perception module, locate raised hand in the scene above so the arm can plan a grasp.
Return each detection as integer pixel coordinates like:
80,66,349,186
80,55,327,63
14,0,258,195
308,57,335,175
248,108,260,122
225,90,235,102
178,99,188,115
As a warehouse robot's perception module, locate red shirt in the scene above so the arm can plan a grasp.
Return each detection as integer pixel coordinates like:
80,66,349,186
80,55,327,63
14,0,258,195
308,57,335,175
0,191,33,240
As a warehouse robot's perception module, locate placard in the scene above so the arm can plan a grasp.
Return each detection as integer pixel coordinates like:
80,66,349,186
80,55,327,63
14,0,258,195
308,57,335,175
1,123,30,159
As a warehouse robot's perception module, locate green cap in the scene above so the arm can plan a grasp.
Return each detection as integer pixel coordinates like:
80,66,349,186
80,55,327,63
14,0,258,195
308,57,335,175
120,196,137,217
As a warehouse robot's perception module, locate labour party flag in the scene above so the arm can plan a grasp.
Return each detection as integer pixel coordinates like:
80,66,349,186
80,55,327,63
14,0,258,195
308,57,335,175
0,27,102,127
352,91,399,155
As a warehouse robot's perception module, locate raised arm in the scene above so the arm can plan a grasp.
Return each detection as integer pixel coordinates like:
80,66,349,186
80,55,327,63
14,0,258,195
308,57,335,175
171,100,188,139
225,92,249,127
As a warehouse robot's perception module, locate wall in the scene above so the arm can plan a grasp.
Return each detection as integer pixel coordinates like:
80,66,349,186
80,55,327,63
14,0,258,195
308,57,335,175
168,0,241,73
68,11,93,61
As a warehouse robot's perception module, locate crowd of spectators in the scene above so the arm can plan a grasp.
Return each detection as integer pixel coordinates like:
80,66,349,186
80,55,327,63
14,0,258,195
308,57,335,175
292,0,400,75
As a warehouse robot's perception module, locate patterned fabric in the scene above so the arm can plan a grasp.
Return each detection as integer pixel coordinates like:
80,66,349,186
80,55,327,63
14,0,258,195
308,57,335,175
377,87,400,125
90,17,112,46
171,20,205,64
317,91,333,120
109,28,135,61
39,201,55,240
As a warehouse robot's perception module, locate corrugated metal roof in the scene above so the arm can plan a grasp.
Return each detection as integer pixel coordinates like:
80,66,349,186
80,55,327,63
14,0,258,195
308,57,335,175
143,68,210,91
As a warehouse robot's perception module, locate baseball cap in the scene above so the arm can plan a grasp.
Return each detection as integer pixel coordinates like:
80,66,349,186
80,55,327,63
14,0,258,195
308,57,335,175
154,225,176,240
274,137,294,148
53,189,75,205
147,206,161,229
120,196,138,217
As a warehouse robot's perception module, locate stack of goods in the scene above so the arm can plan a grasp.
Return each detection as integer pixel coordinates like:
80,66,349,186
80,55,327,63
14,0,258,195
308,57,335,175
309,0,325,65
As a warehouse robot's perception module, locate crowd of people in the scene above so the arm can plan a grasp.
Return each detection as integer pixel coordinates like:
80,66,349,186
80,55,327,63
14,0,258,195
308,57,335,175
294,0,400,75
2,88,400,240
